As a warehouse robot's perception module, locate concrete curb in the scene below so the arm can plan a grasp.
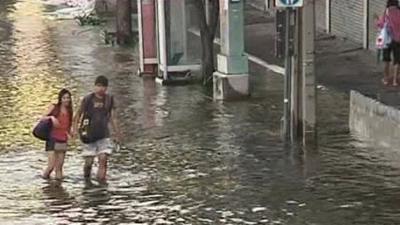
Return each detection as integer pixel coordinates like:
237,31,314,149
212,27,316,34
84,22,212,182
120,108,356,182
248,2,265,12
349,90,400,148
187,27,285,75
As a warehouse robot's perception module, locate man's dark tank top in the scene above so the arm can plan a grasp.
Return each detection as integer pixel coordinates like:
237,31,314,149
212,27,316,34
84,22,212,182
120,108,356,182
81,93,114,140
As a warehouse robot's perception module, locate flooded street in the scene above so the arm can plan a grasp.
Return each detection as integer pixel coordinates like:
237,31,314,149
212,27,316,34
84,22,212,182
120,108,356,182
2,0,400,224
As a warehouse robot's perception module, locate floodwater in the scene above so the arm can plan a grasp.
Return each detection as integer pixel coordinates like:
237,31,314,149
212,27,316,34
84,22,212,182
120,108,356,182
1,0,400,224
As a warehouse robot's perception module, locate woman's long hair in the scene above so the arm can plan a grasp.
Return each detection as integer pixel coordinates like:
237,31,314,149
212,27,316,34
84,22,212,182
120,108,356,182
54,89,73,128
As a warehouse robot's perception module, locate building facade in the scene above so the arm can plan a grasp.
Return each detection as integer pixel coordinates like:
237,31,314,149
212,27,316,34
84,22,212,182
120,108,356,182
259,0,387,50
329,0,386,49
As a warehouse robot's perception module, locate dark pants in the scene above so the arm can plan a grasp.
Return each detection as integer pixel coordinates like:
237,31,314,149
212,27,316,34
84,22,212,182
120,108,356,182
383,41,400,64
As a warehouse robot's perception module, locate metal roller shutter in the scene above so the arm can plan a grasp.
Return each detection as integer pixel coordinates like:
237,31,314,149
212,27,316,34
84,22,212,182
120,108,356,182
315,0,327,31
331,0,364,45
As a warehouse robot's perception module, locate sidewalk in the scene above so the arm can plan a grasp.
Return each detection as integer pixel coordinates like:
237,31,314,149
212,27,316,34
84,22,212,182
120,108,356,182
243,4,400,109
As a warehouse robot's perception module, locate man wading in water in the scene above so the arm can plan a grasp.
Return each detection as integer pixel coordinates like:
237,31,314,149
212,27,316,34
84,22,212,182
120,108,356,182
73,76,121,183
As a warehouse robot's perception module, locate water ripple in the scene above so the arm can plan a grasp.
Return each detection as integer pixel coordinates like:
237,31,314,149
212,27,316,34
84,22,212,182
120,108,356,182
2,0,400,224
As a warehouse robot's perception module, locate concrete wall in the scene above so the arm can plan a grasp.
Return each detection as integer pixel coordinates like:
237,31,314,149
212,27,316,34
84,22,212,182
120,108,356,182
349,90,400,148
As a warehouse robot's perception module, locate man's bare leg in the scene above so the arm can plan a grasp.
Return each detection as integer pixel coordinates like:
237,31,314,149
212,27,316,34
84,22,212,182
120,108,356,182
84,156,94,179
97,153,108,182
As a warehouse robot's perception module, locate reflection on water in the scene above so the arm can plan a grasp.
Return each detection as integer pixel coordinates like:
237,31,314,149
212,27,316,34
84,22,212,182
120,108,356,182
2,0,400,224
0,0,75,151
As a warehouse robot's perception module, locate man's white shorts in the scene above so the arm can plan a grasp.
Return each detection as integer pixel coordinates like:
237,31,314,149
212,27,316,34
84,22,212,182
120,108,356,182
82,138,114,157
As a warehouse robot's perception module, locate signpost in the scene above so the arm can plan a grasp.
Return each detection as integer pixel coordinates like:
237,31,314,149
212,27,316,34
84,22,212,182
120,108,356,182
277,0,316,148
278,1,299,141
275,0,303,7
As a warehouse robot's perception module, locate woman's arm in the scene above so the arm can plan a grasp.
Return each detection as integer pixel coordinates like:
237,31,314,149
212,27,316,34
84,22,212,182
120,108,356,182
42,104,55,119
376,15,385,29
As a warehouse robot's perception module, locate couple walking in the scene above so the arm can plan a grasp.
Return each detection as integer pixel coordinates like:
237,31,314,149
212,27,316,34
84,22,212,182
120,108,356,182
39,76,121,183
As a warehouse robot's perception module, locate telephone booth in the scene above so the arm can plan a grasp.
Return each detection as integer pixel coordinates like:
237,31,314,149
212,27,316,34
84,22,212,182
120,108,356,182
155,0,201,84
137,0,157,75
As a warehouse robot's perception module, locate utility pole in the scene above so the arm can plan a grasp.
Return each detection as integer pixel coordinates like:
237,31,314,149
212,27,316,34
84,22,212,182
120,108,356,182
299,0,317,148
283,8,295,141
280,0,316,148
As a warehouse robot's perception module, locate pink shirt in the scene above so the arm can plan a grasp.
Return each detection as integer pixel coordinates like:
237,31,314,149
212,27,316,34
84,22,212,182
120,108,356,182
377,6,400,42
51,111,70,142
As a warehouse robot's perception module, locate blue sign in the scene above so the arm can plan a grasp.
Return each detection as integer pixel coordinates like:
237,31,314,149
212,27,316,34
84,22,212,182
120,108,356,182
281,0,299,4
276,0,303,7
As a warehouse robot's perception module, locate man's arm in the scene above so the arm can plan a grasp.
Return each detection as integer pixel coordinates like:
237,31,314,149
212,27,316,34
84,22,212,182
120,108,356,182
72,98,84,137
110,109,121,143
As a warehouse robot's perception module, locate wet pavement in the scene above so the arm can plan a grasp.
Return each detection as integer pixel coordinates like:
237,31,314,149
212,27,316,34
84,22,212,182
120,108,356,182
2,0,400,225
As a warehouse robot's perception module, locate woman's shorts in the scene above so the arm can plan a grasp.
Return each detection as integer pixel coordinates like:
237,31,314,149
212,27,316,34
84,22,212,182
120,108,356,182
45,139,68,151
383,41,400,64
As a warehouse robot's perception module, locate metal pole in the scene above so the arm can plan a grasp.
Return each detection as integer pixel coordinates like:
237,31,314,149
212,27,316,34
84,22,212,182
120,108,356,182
138,0,144,73
205,0,210,25
291,8,300,143
363,0,369,49
326,0,331,33
283,8,292,141
158,0,168,80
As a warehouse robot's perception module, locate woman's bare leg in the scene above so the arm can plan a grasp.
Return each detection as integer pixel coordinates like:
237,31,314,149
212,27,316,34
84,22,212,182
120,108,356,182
42,152,55,179
54,151,66,180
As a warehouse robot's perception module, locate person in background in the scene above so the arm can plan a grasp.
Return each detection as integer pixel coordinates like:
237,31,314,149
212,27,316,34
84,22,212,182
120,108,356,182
377,0,400,86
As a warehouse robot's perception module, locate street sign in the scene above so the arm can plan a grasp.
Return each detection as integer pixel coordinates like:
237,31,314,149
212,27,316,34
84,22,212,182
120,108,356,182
275,0,303,7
